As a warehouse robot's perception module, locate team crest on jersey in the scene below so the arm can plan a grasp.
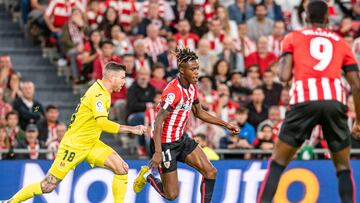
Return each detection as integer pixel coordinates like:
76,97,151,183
60,162,65,168
96,100,104,112
164,161,171,169
165,93,175,104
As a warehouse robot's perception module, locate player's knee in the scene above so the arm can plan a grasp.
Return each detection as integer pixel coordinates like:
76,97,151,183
166,191,179,201
40,181,57,193
204,167,217,179
113,162,129,175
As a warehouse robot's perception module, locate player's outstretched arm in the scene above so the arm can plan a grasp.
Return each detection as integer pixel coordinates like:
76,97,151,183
95,116,146,135
191,103,239,134
278,54,293,83
149,108,169,167
345,70,360,138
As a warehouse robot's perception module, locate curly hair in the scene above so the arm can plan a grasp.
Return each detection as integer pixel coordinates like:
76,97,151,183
174,46,198,67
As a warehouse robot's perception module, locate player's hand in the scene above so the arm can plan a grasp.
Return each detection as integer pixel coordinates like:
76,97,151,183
352,122,360,139
149,151,162,168
132,125,147,135
226,123,240,135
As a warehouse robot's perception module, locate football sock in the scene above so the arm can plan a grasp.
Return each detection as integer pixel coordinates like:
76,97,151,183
337,169,355,203
112,174,128,203
257,160,286,203
11,182,43,203
200,178,216,203
146,174,167,199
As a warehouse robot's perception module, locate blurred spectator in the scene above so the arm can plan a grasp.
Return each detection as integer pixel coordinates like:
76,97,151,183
149,63,168,91
335,0,360,21
80,30,102,83
212,59,230,85
133,39,153,72
245,36,278,76
109,0,138,33
216,5,238,39
47,123,66,160
234,23,256,58
291,0,308,31
278,88,290,119
93,40,121,80
37,105,59,146
6,111,25,147
122,54,136,87
213,84,239,122
246,87,268,129
197,75,217,110
190,9,209,38
0,87,12,126
173,19,200,51
60,8,86,85
267,21,286,57
246,3,274,42
260,69,283,106
141,0,175,26
194,133,220,160
229,71,252,105
158,38,179,78
172,0,195,24
138,2,167,37
335,16,358,38
241,64,263,90
0,54,13,88
17,124,46,160
0,126,10,152
202,0,219,21
86,0,101,30
144,24,168,62
4,73,22,104
111,24,134,56
268,61,280,82
261,0,284,21
98,7,119,39
126,68,156,124
227,0,254,24
144,90,162,155
234,107,256,145
196,38,218,76
194,112,226,149
203,18,226,54
257,105,282,139
13,81,44,130
218,36,244,72
253,124,274,159
347,95,356,130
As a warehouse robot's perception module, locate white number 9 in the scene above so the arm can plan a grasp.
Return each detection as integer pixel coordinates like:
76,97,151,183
310,37,333,71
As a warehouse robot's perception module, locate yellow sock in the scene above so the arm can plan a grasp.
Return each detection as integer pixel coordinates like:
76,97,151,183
112,174,128,203
11,182,43,203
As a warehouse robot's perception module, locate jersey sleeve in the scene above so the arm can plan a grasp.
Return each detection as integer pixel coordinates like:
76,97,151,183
160,86,181,112
342,42,359,73
92,94,109,119
281,32,294,56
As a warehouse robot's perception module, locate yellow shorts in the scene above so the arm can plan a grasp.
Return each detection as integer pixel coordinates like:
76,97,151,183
49,140,114,180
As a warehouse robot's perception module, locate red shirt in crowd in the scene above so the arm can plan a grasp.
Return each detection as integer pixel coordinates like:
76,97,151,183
45,0,84,28
173,33,200,51
245,52,278,76
149,78,168,91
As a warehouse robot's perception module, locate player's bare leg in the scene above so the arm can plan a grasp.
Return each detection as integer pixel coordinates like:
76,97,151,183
185,146,217,203
6,173,61,203
257,139,298,203
103,151,129,203
331,147,355,203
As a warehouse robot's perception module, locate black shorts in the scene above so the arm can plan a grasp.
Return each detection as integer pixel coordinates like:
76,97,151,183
279,100,350,153
150,135,198,174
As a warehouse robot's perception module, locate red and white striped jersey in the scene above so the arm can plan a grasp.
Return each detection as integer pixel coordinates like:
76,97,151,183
282,27,358,105
152,78,199,143
267,35,284,57
45,0,83,28
142,0,165,18
202,3,215,21
202,31,226,54
143,37,167,59
234,36,256,57
173,33,200,51
99,0,137,27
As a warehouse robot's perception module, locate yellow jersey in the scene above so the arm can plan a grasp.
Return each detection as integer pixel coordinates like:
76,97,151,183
61,80,111,149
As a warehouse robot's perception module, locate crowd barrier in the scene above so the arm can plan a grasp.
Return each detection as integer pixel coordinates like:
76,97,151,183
0,160,359,203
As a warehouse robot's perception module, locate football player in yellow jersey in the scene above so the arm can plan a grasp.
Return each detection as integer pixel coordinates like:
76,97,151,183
5,62,147,203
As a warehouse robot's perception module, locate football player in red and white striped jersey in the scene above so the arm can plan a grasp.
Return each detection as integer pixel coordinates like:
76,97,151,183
258,1,360,203
133,47,239,203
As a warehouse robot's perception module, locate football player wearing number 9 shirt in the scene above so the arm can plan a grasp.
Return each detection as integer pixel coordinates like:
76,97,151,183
5,62,147,203
257,1,360,203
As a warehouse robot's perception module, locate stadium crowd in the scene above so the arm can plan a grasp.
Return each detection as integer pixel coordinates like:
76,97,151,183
0,0,360,160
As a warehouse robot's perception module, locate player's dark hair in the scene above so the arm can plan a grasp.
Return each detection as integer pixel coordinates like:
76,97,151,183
307,0,328,24
195,133,206,141
255,3,267,10
174,46,198,67
236,106,249,115
100,40,114,48
252,87,264,94
46,105,58,112
104,62,126,72
5,111,19,120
